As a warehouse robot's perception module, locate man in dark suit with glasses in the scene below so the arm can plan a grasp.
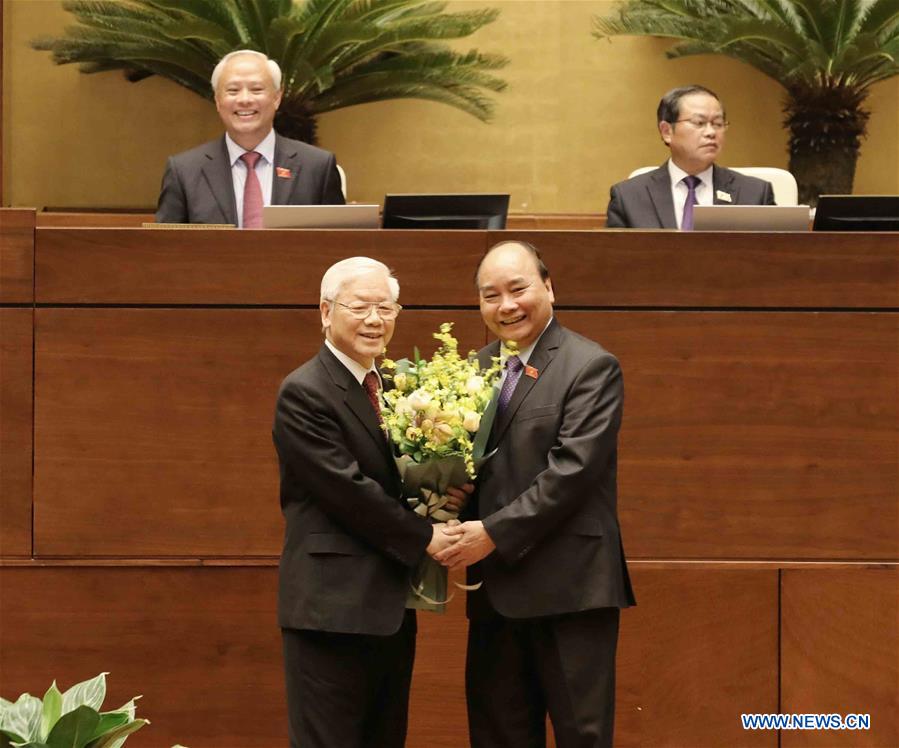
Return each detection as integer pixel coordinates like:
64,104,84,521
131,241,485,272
606,84,776,229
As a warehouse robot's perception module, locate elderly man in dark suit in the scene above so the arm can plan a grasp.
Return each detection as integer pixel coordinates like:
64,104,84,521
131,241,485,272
606,84,775,229
156,50,344,226
437,241,636,747
273,257,460,748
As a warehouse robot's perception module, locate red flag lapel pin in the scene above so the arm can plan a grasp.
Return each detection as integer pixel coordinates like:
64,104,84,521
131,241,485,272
275,166,292,178
524,365,539,379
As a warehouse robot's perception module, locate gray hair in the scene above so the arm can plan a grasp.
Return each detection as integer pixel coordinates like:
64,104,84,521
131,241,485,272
211,50,282,91
320,257,400,303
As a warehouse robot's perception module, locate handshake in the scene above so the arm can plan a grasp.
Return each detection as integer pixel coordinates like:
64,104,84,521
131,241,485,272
423,484,496,572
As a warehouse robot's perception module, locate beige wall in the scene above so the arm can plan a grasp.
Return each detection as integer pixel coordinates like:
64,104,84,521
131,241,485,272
3,0,897,211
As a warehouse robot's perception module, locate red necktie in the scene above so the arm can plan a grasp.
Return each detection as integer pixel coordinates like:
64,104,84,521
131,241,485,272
240,151,263,229
362,371,383,424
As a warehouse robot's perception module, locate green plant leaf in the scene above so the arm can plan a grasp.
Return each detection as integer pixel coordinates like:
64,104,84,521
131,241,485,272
61,674,108,716
85,712,128,743
85,718,148,748
3,694,42,743
45,706,100,748
39,682,63,742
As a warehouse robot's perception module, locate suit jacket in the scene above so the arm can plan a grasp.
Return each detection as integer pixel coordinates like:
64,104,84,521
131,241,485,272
156,133,345,224
273,345,432,635
468,319,636,619
606,162,776,228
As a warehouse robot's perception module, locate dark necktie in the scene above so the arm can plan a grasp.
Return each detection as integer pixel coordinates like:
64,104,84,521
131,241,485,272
498,355,523,412
240,151,263,229
681,174,701,231
362,371,383,424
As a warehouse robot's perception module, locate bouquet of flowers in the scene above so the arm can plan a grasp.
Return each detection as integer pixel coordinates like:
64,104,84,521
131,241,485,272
380,323,505,611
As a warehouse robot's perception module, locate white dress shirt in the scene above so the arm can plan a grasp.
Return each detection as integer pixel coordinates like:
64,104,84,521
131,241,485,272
225,129,276,228
325,339,380,387
668,160,714,230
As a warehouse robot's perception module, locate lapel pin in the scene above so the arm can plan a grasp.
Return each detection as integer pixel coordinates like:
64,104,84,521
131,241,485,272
716,189,732,203
524,365,539,380
276,167,292,178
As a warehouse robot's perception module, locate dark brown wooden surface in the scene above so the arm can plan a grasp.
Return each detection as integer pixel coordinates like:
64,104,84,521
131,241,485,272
0,308,32,557
616,568,779,747
0,565,780,748
35,227,899,307
35,228,488,305
557,311,899,560
33,309,485,556
0,209,35,302
781,568,899,747
493,229,899,309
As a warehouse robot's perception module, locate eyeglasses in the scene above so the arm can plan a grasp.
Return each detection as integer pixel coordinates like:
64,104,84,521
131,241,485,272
329,300,402,320
674,117,729,131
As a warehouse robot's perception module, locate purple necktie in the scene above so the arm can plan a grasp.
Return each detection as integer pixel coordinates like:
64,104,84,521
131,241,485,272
240,151,263,229
681,175,701,231
498,355,523,412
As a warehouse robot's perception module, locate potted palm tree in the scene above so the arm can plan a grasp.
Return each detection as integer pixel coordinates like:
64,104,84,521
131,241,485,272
32,0,508,145
593,0,899,205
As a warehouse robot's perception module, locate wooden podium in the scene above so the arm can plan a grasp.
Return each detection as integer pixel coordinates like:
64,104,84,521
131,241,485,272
1,209,896,746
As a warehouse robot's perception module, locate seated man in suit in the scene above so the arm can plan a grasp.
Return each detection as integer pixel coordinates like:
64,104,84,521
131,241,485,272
156,50,344,226
273,257,463,748
606,84,775,229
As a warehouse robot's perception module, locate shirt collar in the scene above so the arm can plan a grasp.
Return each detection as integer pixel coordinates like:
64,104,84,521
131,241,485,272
325,339,379,386
667,158,713,190
501,316,554,366
225,129,276,167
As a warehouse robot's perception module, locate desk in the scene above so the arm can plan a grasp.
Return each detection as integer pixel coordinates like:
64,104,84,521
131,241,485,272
2,213,897,747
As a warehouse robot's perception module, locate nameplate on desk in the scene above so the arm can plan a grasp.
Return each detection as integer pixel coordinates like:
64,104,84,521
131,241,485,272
263,205,380,229
693,205,811,231
142,223,235,229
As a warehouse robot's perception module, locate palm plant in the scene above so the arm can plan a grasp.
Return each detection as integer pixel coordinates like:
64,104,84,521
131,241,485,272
32,0,508,145
593,0,899,205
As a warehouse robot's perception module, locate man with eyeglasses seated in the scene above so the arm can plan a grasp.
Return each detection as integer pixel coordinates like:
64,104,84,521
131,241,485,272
605,84,776,229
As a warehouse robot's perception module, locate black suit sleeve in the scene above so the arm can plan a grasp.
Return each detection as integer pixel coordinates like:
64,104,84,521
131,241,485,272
322,153,346,205
155,157,188,223
273,378,431,567
605,185,628,228
763,180,777,206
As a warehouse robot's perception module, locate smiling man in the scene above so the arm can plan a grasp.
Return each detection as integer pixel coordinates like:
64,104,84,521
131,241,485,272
273,257,460,748
437,240,635,747
605,84,776,229
156,50,344,226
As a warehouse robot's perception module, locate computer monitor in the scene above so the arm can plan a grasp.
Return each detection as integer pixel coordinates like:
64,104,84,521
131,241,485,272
813,195,899,231
382,194,510,229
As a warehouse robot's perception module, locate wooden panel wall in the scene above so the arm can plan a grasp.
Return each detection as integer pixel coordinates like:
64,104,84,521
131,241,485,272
0,308,31,556
782,568,899,747
0,209,34,302
1,220,896,746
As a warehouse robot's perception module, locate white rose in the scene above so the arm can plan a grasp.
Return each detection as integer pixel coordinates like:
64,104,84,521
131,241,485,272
466,375,485,394
407,389,432,411
394,373,409,391
462,410,481,432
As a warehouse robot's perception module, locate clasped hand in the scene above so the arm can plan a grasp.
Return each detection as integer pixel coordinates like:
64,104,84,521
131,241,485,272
428,520,496,572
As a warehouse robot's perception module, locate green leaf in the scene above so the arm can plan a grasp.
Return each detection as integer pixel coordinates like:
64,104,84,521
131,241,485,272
39,682,63,742
85,712,128,743
45,706,100,748
85,718,148,748
60,673,108,717
4,694,42,743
